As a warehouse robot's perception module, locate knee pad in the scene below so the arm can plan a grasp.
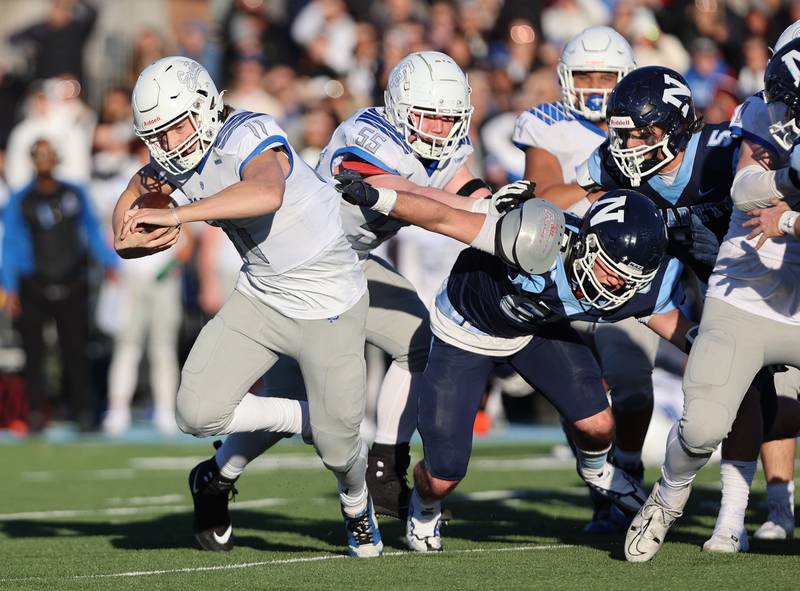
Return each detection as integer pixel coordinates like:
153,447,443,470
679,398,732,455
313,429,361,473
174,381,232,437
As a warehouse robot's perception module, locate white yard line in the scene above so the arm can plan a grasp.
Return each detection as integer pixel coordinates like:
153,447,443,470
0,497,285,521
0,544,576,583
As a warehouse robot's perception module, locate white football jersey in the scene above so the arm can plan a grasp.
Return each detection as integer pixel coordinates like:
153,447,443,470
156,110,366,319
512,101,606,183
706,93,800,325
316,107,473,255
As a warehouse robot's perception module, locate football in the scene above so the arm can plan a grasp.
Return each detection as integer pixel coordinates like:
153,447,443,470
130,191,178,233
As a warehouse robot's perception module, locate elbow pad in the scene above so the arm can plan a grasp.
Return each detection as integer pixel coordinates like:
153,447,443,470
495,199,565,274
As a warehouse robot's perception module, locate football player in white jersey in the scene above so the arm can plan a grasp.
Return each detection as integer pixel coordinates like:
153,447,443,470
192,51,498,546
112,56,382,558
514,26,656,533
624,38,800,561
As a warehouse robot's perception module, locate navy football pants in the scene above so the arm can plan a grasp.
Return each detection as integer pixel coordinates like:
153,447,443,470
419,323,609,481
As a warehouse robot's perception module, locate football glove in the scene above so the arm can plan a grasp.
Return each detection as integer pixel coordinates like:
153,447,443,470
689,214,720,267
490,180,537,215
334,169,379,207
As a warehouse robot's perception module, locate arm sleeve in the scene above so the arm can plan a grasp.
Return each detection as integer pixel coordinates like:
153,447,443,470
731,164,800,211
469,212,500,254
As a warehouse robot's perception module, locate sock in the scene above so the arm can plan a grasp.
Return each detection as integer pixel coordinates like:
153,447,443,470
412,488,441,513
658,422,707,509
373,363,418,445
224,393,309,436
215,431,285,481
713,459,757,533
337,439,369,517
766,481,795,518
614,448,642,472
575,445,611,480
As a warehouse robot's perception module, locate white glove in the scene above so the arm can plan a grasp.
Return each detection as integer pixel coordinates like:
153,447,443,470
489,180,536,215
689,213,720,267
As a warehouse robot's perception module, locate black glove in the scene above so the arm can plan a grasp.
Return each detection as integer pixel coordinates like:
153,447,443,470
334,169,380,208
490,180,537,214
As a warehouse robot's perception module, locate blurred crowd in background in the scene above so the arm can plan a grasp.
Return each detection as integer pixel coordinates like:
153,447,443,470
0,0,792,436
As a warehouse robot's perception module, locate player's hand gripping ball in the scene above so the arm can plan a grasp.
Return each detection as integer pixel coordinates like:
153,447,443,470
130,192,179,233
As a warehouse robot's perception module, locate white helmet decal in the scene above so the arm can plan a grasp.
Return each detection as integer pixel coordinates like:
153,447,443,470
557,26,635,122
384,51,473,161
132,56,224,175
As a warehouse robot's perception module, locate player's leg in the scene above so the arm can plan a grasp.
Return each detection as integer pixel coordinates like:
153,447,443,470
362,255,431,519
146,272,182,435
54,280,91,430
509,323,646,515
104,275,149,435
293,292,383,557
755,367,800,540
704,373,772,553
179,290,307,551
410,335,495,552
626,297,764,562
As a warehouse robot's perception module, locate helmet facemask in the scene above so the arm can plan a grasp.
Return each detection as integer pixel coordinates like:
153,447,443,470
557,65,632,121
608,123,676,187
766,93,800,151
136,90,221,175
570,233,658,311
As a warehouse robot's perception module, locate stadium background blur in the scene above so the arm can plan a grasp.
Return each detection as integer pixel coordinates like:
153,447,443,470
0,0,794,438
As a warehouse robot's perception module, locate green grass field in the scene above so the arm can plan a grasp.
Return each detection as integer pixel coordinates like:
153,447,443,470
1,439,798,590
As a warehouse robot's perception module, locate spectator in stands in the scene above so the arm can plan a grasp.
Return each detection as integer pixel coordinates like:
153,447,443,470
291,0,356,75
8,0,98,90
738,36,768,98
1,139,117,433
684,37,730,112
91,86,133,180
224,54,284,120
176,18,222,86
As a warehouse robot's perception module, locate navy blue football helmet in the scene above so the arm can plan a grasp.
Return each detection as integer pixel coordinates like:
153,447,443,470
605,66,701,186
764,38,800,151
569,189,668,311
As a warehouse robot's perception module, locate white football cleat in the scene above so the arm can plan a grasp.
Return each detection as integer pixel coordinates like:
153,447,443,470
702,527,749,553
102,409,131,436
625,480,688,562
342,496,383,558
582,462,647,514
754,501,795,540
406,489,443,552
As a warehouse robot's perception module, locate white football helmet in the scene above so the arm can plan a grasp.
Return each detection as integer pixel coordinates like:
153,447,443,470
775,20,800,52
384,51,473,161
132,56,224,175
557,26,635,122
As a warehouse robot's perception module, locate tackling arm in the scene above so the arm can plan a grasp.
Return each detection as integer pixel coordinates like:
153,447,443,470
731,139,800,211
645,308,696,354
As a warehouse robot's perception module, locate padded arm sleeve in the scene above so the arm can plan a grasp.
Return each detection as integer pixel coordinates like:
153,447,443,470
731,164,800,211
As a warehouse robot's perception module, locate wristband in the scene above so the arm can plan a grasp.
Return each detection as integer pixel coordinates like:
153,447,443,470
779,210,800,236
373,187,398,215
470,198,492,214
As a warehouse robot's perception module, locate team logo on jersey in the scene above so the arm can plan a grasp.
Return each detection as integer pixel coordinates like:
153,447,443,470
609,116,635,128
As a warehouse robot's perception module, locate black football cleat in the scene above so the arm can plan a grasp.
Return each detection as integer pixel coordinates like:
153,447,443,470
189,441,238,551
367,443,412,520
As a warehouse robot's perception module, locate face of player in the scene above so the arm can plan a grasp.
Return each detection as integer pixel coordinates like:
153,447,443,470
623,126,667,160
573,71,618,92
592,258,625,291
408,111,458,142
156,115,199,155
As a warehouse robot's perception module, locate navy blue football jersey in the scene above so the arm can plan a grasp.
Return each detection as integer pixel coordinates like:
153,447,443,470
442,216,684,339
581,123,738,279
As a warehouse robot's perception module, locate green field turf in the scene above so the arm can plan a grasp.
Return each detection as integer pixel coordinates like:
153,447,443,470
0,439,798,590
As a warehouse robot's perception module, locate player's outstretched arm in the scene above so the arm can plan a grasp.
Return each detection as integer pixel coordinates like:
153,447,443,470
731,138,800,212
113,165,180,259
645,308,696,353
337,171,485,245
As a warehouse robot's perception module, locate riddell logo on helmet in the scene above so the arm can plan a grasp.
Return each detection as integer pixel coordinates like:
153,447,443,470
609,116,635,128
144,117,161,126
